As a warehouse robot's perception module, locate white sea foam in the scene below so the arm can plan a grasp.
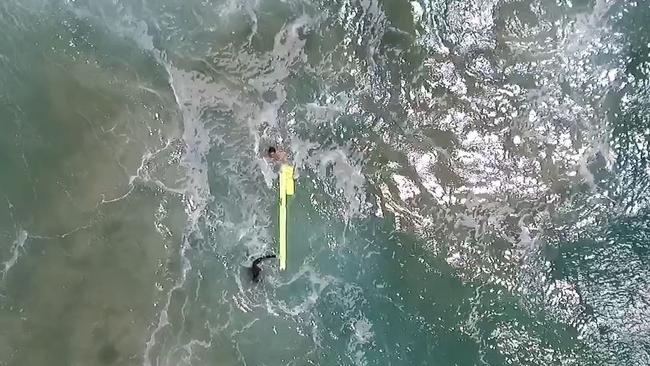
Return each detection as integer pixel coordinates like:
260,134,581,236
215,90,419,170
1,229,28,280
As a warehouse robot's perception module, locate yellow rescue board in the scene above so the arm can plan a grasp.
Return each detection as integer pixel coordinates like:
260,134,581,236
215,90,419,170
279,164,294,271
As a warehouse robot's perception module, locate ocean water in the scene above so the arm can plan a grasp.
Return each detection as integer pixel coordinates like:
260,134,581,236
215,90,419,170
0,0,648,365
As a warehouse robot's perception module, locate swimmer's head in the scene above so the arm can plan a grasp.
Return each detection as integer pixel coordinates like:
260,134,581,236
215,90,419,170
267,146,277,159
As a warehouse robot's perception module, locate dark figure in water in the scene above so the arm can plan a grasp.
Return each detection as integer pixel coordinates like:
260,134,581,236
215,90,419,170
250,254,277,282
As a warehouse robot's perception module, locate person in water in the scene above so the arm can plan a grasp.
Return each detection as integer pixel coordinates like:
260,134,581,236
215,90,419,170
250,254,276,282
267,146,288,163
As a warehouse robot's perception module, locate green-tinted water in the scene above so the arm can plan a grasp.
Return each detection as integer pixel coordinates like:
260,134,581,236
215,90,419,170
0,0,648,365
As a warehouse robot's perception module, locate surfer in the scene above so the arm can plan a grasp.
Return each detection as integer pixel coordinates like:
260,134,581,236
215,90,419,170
267,146,288,164
249,254,276,282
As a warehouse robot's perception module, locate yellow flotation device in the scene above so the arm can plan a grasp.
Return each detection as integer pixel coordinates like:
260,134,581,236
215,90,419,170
278,164,294,270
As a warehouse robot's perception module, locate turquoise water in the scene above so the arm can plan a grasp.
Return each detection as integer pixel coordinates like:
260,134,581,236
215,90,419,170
0,0,649,365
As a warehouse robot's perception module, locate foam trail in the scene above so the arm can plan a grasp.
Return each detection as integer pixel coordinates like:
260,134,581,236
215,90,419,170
65,10,219,364
51,8,213,363
1,229,28,280
143,66,213,366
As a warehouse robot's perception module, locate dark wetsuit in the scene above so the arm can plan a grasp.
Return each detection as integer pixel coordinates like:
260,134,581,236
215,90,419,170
250,254,276,282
